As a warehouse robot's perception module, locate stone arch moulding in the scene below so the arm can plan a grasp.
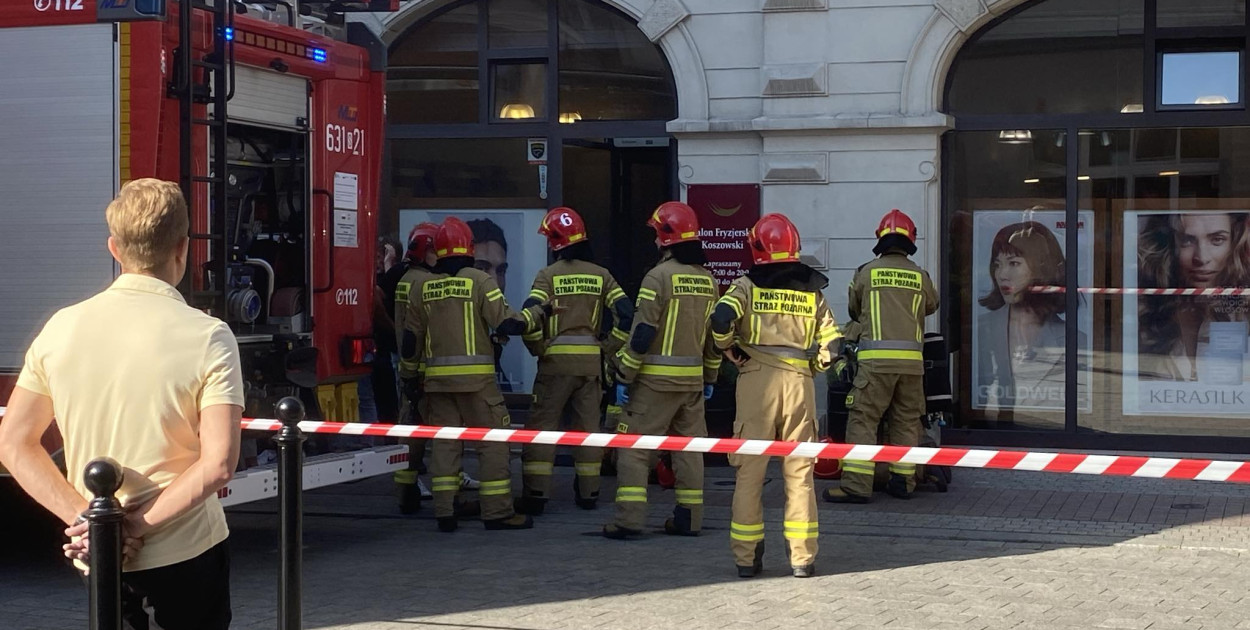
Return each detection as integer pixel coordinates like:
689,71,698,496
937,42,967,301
900,0,1034,118
355,0,711,127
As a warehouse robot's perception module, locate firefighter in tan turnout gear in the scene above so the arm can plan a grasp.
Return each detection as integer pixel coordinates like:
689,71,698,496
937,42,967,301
406,217,552,532
394,222,442,514
603,201,722,540
516,207,634,515
825,209,939,504
710,213,841,579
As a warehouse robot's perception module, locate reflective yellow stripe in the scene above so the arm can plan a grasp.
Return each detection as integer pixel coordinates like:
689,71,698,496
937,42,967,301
718,295,743,319
804,318,815,348
912,294,922,342
479,480,512,496
607,287,626,304
662,301,679,355
399,358,421,373
618,350,643,369
523,462,553,475
610,327,630,342
870,291,882,340
546,345,601,356
529,289,549,301
675,489,703,505
616,486,646,502
889,463,916,474
521,308,535,331
638,288,657,302
819,325,842,344
712,330,734,344
431,476,460,492
858,349,924,361
784,521,820,540
486,289,504,302
841,461,875,475
523,331,543,341
639,364,702,377
463,303,475,355
750,314,762,345
730,522,765,542
575,462,601,477
393,470,418,484
704,357,723,370
425,364,496,377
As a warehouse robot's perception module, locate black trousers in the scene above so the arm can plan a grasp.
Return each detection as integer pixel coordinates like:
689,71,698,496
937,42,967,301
109,539,232,630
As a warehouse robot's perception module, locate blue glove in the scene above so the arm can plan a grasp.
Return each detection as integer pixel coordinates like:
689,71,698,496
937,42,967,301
703,384,714,400
616,384,630,406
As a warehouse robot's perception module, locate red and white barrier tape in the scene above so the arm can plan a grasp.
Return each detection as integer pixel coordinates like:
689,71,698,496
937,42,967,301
1030,285,1250,296
5,406,1245,484
240,418,1250,485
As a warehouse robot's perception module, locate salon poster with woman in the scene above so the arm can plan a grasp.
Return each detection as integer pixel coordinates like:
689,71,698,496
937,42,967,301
971,211,1094,413
1124,211,1250,417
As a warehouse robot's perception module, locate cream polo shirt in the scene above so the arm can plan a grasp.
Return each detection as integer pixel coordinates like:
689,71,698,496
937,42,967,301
17,273,244,572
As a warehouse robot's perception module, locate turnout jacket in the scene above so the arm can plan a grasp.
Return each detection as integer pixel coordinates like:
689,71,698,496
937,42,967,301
522,259,634,377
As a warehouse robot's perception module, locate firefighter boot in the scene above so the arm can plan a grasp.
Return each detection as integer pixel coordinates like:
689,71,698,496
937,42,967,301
573,476,598,510
394,470,422,515
664,506,700,537
484,514,534,530
792,564,816,579
601,524,642,540
737,541,765,578
515,496,547,516
823,487,871,504
886,473,913,500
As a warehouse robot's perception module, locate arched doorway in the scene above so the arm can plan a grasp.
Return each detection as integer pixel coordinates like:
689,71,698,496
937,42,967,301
943,0,1250,450
383,0,678,394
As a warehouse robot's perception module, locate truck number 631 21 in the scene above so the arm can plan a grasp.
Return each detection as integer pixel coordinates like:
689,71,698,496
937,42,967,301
325,124,364,156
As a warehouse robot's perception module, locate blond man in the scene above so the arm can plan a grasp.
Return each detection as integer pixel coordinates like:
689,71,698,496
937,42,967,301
0,179,243,630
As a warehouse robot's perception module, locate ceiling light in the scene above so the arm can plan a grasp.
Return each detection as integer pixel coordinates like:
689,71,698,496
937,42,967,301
998,130,1033,144
1159,170,1180,176
1078,175,1091,181
1024,178,1041,184
1121,104,1144,114
1195,95,1230,105
499,103,535,119
558,112,582,124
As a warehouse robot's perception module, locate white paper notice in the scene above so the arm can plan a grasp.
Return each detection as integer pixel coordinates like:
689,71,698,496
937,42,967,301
334,209,358,248
334,172,359,211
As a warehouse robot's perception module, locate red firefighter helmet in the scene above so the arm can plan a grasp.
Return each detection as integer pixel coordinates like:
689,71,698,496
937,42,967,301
406,222,440,263
647,201,701,247
538,207,588,251
435,217,476,260
813,437,843,480
749,213,802,266
876,209,917,243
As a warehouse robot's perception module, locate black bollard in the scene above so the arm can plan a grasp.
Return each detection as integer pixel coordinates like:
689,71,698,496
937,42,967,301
275,396,306,630
83,457,125,630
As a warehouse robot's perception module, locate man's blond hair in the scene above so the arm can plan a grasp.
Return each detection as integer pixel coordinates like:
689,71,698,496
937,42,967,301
106,179,190,272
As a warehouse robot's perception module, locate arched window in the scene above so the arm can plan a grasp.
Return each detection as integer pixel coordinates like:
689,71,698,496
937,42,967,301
944,0,1250,447
380,0,678,396
387,0,676,125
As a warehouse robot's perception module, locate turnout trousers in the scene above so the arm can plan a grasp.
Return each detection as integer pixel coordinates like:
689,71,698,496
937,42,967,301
522,373,604,502
840,366,925,497
425,388,516,520
729,362,819,568
610,383,706,533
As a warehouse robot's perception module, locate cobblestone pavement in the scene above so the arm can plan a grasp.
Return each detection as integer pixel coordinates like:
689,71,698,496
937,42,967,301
4,453,1250,630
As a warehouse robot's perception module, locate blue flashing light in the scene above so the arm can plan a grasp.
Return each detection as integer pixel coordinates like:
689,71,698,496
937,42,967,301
312,48,327,63
224,27,234,41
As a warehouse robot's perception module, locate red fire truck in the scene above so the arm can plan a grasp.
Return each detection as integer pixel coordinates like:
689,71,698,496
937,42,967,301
0,0,405,506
